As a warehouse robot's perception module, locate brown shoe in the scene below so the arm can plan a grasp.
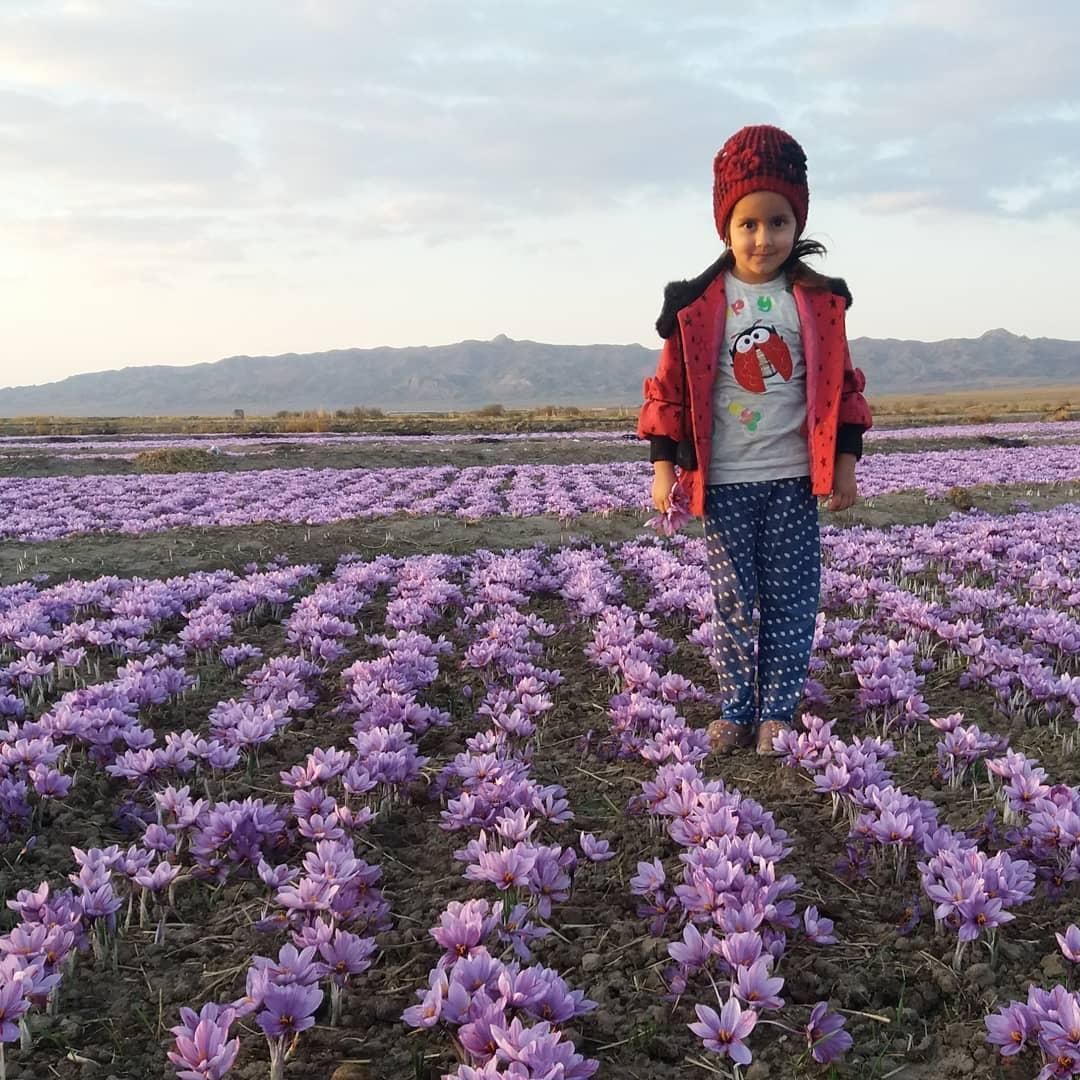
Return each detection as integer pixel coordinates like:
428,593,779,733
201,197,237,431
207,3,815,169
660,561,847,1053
756,720,790,757
707,719,756,754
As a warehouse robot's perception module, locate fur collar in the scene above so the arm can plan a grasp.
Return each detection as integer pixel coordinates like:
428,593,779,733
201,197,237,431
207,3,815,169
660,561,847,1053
655,252,853,339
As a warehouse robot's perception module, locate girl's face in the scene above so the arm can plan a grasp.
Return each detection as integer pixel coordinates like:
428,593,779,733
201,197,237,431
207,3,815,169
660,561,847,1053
727,190,798,283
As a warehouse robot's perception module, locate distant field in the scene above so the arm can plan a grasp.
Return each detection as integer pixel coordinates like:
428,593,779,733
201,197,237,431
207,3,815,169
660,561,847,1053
871,383,1080,424
0,383,1076,436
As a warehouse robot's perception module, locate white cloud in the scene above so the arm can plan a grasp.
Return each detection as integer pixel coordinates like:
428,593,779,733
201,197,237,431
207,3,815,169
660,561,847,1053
3,0,1080,382
3,0,1077,241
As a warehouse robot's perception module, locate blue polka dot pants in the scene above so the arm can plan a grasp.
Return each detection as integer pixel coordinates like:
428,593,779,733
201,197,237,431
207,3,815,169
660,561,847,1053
704,477,820,727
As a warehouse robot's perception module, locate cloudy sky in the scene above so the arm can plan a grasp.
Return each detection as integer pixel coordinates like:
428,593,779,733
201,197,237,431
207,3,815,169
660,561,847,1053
3,0,1079,386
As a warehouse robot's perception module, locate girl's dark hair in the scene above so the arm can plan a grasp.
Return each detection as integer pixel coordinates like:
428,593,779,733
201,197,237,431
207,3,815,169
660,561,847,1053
654,236,829,339
784,236,827,268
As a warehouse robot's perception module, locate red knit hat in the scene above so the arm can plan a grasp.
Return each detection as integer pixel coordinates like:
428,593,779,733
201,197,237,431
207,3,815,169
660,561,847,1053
712,124,809,240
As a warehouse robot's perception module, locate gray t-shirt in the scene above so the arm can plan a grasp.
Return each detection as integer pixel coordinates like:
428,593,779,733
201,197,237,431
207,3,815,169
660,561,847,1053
708,272,810,484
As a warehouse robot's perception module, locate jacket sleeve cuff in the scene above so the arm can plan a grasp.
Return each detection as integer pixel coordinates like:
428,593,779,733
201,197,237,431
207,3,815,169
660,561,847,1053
836,424,865,460
649,435,678,463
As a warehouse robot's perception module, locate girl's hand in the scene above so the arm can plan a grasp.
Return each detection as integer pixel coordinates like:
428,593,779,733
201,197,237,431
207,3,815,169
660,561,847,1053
825,454,858,512
651,461,677,512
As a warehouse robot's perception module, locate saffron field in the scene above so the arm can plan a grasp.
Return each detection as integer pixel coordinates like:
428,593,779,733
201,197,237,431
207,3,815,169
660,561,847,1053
2,428,1080,1079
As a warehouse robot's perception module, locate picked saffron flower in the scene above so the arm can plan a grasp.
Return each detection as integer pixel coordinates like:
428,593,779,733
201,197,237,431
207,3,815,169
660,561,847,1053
805,1002,853,1064
645,483,692,537
1057,925,1080,964
688,996,757,1065
579,832,615,862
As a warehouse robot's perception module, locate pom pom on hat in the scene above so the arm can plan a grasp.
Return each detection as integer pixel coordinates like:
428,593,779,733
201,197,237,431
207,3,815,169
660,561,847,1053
713,125,809,240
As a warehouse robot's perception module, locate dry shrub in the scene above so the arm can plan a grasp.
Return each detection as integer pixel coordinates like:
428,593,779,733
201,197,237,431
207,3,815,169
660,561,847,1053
947,485,974,510
283,411,331,432
133,448,222,472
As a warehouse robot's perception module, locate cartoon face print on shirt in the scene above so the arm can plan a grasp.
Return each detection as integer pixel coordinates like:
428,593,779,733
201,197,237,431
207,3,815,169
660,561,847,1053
730,321,793,394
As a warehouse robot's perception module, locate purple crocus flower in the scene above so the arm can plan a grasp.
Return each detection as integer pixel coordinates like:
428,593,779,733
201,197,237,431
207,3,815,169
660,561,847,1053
457,994,507,1060
1040,994,1080,1056
444,1064,502,1079
868,809,914,846
1039,1047,1080,1079
733,958,785,1011
143,824,176,853
688,996,757,1065
465,845,537,891
257,859,299,890
956,894,1013,942
579,832,616,862
806,1001,853,1064
1058,925,1080,964
134,862,181,894
629,858,665,895
489,1017,599,1079
984,1000,1033,1057
497,903,551,962
668,923,716,971
258,943,321,987
527,846,572,918
256,981,323,1038
803,905,838,945
430,898,500,967
0,975,30,1041
719,931,763,971
317,930,376,986
402,968,448,1029
167,1007,240,1080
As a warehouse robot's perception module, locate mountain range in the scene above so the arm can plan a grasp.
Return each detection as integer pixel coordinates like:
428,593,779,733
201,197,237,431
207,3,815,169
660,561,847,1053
2,329,1077,416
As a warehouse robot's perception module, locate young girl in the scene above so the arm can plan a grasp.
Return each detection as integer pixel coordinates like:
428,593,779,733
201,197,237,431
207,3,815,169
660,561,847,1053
637,124,872,756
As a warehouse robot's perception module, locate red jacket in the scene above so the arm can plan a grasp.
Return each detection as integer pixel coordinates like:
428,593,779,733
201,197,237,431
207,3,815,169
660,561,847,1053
637,262,872,518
